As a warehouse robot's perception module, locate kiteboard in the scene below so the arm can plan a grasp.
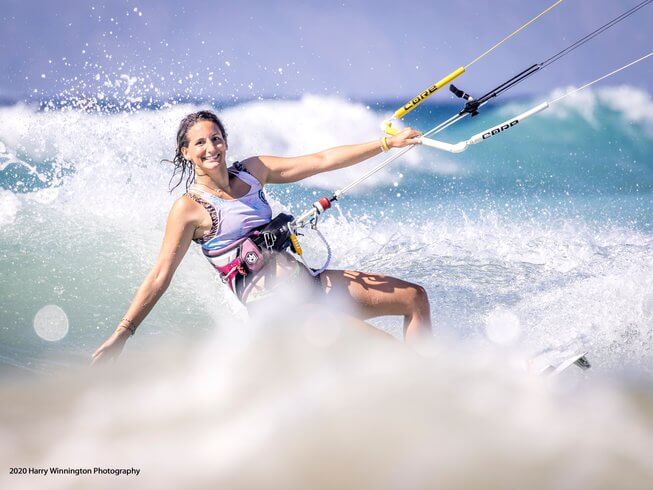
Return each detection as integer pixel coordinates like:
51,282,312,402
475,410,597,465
528,351,591,376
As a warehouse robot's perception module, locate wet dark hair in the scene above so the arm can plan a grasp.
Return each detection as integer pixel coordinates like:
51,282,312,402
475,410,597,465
166,110,228,192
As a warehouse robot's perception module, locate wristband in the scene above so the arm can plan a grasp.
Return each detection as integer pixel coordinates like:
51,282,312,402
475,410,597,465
118,318,136,336
380,136,390,152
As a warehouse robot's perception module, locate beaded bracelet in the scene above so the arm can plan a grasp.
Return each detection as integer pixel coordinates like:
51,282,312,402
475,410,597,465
117,318,136,336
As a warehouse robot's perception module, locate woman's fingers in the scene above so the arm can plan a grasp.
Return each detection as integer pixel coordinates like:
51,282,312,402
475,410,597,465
403,127,423,138
90,350,105,366
91,338,118,365
403,129,423,145
391,128,423,147
91,347,117,366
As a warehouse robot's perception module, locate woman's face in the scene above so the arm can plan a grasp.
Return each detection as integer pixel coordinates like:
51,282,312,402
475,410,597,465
181,120,228,172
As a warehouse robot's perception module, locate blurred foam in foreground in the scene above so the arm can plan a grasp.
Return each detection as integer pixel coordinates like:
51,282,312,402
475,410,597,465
1,313,652,490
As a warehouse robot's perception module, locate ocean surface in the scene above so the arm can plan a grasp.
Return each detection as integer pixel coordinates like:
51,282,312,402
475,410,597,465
1,88,652,487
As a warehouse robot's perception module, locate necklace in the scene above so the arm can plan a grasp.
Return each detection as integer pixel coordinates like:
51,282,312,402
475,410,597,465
194,181,232,199
195,181,219,193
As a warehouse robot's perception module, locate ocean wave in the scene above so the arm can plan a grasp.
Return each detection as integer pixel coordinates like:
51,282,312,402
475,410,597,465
501,85,653,136
0,96,465,198
223,94,417,190
310,211,653,367
598,85,653,136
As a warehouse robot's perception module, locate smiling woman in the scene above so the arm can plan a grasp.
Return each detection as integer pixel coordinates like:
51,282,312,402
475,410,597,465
91,110,432,363
168,111,230,192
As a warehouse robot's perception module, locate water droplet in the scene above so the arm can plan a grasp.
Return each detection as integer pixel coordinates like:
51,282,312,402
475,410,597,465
34,305,69,342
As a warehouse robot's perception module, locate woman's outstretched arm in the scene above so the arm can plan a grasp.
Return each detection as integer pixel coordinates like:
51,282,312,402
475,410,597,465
243,128,422,185
91,197,200,364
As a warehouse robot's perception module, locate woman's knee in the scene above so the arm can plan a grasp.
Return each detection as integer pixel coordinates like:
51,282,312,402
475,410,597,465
404,283,430,313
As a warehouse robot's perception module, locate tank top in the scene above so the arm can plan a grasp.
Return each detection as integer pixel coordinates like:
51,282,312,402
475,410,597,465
185,162,316,304
187,162,272,251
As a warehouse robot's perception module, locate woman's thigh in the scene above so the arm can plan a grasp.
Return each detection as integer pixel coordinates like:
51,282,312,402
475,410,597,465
318,269,423,320
245,270,396,340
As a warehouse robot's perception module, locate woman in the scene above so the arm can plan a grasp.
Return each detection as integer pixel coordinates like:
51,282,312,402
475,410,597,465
92,110,432,363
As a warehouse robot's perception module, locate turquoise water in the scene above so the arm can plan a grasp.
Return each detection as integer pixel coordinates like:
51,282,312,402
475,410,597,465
0,88,652,375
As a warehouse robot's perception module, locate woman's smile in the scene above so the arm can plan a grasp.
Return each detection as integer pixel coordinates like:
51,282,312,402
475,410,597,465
183,120,227,167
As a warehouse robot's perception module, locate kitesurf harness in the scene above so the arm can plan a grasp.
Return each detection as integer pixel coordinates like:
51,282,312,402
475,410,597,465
200,212,331,301
201,213,293,297
187,164,330,302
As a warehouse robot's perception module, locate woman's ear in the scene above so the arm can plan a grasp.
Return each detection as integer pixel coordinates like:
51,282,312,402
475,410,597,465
181,147,189,161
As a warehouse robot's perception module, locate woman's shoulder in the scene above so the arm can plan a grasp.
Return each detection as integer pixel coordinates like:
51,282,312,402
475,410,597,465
236,157,267,186
170,193,209,225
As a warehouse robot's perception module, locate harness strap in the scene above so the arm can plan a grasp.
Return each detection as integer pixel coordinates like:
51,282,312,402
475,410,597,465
193,209,325,303
215,257,247,292
203,234,267,298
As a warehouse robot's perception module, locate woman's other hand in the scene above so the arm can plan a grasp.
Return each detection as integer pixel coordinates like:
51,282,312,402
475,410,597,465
91,327,131,365
388,127,422,148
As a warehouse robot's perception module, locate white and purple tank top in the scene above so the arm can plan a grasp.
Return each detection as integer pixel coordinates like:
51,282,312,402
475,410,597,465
187,162,272,251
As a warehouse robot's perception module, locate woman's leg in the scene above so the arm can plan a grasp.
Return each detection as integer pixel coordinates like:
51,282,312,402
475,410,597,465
245,269,395,341
318,270,432,342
